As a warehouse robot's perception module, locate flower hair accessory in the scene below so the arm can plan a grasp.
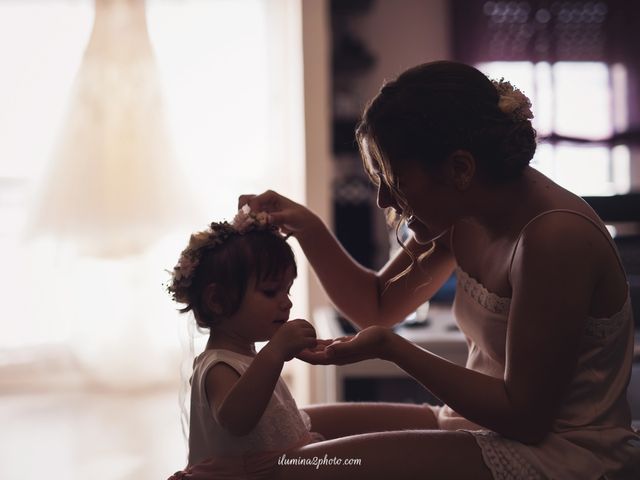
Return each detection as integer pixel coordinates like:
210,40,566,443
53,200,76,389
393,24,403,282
492,78,534,122
232,204,270,233
166,204,273,303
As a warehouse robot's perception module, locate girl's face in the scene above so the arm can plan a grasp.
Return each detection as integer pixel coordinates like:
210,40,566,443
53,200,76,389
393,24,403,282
219,266,295,342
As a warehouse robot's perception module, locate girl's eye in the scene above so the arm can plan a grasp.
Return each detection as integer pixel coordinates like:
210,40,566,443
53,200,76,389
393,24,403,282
262,290,277,297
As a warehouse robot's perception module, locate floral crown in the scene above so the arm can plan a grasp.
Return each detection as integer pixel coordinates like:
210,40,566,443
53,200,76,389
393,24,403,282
166,205,274,303
491,78,534,122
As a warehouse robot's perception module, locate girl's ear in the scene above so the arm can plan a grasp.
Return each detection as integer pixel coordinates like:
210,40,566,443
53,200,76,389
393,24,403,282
445,150,476,191
203,284,224,315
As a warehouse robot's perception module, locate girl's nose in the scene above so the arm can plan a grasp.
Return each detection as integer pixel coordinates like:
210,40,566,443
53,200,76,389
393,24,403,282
281,295,293,310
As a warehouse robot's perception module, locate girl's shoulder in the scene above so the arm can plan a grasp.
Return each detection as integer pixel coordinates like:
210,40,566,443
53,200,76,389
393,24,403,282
194,349,253,375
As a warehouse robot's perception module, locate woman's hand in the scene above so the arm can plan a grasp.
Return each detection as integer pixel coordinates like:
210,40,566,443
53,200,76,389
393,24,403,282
296,326,396,365
268,319,317,362
295,339,336,364
238,190,317,237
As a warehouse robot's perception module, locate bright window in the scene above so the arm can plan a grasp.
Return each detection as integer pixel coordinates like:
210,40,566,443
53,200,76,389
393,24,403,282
478,61,630,196
0,0,305,365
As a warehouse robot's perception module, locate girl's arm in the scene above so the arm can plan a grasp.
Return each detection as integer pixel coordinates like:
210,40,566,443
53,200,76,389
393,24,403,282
243,191,456,328
327,214,599,444
205,345,284,436
206,320,316,436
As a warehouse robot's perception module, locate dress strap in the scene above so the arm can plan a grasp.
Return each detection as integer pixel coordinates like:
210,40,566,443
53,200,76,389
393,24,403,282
507,209,626,284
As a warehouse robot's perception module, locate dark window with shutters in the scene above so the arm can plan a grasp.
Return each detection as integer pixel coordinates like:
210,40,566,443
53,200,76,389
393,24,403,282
451,0,640,197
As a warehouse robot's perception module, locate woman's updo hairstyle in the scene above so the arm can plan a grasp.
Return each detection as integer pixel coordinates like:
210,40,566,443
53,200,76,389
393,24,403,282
356,61,537,185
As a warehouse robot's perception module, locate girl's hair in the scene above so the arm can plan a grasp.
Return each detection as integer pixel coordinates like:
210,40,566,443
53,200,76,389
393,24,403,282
169,226,297,329
356,60,537,284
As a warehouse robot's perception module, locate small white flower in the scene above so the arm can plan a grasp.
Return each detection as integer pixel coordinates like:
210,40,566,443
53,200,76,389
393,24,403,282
232,211,255,233
492,78,534,122
255,211,269,225
232,203,270,233
177,255,197,279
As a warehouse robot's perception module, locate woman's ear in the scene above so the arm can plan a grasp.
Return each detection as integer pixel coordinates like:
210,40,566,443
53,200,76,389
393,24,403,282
203,284,224,316
446,150,476,191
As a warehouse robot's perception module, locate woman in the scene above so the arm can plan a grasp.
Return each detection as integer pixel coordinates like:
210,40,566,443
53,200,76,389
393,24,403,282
240,61,639,479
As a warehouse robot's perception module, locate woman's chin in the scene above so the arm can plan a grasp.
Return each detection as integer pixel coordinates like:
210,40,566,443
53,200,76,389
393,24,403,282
413,232,435,245
409,220,445,245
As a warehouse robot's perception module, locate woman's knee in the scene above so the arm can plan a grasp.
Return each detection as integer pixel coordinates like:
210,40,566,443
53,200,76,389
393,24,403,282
302,402,439,440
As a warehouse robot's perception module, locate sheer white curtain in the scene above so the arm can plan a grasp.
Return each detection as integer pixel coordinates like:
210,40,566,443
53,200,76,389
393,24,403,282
0,0,306,389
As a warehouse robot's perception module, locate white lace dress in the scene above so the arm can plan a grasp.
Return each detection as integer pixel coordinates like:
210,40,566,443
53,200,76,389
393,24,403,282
432,210,640,480
182,349,318,478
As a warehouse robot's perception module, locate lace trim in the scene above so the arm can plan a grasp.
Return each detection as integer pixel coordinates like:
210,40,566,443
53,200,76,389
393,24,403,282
455,267,630,339
456,267,511,315
584,297,630,339
468,430,545,480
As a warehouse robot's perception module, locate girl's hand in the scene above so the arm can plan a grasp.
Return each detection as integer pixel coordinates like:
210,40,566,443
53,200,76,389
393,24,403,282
238,190,317,237
268,319,317,362
297,326,396,365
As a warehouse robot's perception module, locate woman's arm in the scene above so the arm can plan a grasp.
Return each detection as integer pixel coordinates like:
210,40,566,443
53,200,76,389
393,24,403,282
242,191,456,328
326,214,599,444
296,213,455,328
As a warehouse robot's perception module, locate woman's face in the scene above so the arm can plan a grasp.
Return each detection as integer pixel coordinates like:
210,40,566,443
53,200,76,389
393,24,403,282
374,158,455,245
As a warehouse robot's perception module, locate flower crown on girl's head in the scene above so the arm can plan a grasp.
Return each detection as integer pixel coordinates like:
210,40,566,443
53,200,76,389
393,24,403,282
491,78,534,122
166,205,274,303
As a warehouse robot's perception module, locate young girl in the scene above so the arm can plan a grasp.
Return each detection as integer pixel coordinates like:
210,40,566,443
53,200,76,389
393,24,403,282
166,206,325,480
240,61,640,479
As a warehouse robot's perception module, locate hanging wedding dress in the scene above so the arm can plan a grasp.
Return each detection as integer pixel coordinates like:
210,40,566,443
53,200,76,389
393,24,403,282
25,0,198,388
28,0,196,258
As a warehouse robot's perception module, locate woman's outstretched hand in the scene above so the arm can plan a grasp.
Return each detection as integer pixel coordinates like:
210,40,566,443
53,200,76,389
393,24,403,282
296,326,395,365
238,190,316,237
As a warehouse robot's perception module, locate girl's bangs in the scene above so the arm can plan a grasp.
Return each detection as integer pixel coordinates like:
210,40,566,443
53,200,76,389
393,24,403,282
250,233,297,284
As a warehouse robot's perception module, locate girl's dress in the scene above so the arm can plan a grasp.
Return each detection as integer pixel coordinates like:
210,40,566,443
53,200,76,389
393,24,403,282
169,349,323,480
431,209,640,479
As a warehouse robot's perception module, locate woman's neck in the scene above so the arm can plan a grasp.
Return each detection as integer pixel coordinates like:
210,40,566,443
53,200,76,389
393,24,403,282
206,329,256,357
465,166,538,239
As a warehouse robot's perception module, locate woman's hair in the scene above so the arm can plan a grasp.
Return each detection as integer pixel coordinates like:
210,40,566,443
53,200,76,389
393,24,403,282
356,60,537,285
168,224,297,329
356,60,537,190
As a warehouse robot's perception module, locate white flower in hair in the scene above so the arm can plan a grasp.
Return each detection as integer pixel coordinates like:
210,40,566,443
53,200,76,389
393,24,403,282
232,204,256,233
255,211,269,224
174,254,197,282
232,203,269,233
492,78,534,122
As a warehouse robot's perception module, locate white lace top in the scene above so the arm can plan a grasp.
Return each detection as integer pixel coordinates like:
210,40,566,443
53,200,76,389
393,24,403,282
187,349,312,467
437,209,640,479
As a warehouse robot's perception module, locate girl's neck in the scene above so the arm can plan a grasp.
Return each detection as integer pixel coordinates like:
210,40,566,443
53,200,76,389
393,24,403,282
206,329,256,357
